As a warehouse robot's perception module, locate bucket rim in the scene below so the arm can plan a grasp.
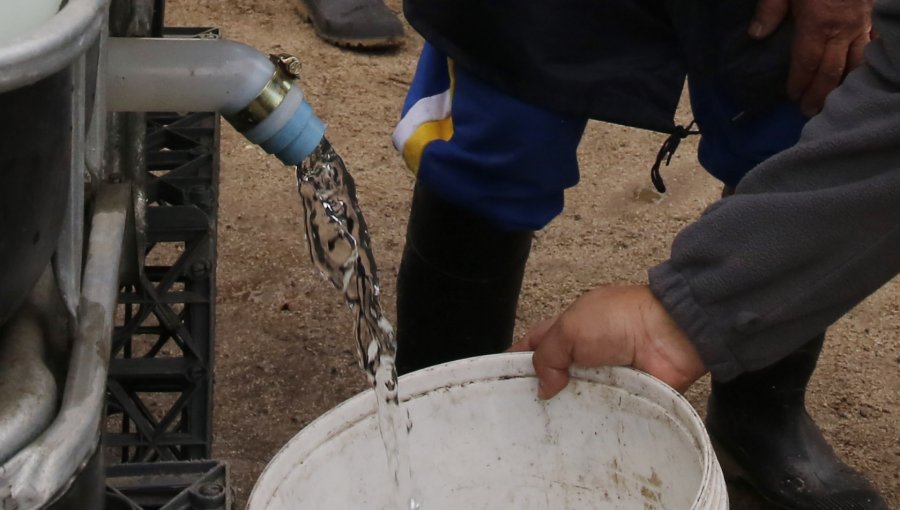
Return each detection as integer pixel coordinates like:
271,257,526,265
247,352,725,509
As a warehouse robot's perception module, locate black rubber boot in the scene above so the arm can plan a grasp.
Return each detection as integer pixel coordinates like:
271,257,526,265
395,185,533,375
707,334,887,509
295,0,404,49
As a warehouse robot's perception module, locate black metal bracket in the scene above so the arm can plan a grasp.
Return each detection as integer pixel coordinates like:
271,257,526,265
106,108,219,463
106,460,230,509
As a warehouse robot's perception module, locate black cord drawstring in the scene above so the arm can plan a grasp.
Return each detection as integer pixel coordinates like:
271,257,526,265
650,120,699,193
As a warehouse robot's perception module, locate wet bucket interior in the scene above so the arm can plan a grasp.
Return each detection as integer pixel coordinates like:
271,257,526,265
248,353,727,509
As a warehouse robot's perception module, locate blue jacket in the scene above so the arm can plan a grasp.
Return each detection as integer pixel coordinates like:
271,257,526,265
403,0,793,133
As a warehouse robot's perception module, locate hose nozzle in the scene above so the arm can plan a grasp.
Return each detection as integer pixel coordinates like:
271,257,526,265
226,53,325,166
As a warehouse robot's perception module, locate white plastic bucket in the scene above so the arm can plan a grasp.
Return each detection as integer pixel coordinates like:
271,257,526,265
0,0,63,43
248,353,728,509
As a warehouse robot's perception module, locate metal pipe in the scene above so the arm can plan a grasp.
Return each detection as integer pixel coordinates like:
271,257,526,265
107,37,325,165
0,184,130,510
55,53,88,320
107,37,271,114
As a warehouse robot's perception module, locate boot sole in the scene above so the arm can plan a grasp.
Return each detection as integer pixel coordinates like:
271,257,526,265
295,4,404,49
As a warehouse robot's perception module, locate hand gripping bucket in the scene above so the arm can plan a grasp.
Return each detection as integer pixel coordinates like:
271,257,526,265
248,353,728,509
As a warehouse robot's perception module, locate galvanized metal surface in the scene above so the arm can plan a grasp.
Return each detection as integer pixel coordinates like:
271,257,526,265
55,21,107,313
0,0,109,92
0,183,130,510
0,69,74,328
106,112,147,182
0,270,63,466
55,54,88,320
47,445,106,510
85,24,108,181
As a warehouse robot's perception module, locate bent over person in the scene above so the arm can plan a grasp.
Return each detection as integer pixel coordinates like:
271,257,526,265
515,1,900,506
390,0,879,508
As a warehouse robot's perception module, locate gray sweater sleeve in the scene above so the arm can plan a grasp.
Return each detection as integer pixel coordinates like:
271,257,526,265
648,0,900,381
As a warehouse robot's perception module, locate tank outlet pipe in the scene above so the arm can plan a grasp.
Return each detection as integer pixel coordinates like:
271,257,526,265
106,37,325,165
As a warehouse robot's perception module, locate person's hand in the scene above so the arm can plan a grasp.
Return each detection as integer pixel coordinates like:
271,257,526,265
508,285,706,398
749,0,873,116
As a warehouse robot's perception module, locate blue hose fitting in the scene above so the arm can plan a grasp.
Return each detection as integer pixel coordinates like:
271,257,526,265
224,54,326,165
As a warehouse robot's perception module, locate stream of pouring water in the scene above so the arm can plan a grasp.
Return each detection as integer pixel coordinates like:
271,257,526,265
297,139,421,510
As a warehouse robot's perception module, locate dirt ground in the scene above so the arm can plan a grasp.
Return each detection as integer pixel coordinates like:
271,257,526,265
165,1,899,508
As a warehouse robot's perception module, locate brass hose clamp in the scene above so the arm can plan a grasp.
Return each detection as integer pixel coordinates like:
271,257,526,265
225,54,303,133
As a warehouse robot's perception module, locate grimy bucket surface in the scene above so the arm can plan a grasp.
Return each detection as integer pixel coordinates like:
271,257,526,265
248,353,727,509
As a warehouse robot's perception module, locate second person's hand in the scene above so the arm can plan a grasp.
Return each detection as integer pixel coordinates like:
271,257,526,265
750,0,873,116
509,285,706,398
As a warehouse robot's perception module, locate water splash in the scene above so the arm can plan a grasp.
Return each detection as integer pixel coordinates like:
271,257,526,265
297,139,420,510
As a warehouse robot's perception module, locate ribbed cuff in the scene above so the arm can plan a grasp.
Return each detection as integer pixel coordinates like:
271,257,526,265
648,262,744,381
